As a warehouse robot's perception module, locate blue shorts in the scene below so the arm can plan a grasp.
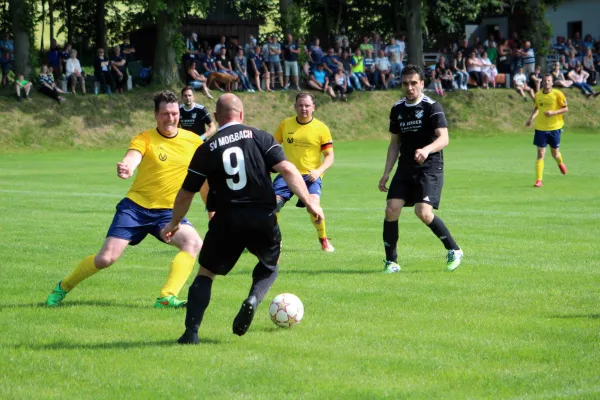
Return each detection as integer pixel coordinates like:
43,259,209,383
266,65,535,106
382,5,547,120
273,174,322,207
533,129,562,149
106,198,192,246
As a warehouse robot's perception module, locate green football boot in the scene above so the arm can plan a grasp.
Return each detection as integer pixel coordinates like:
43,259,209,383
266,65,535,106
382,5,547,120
46,282,69,306
382,260,401,273
154,295,187,309
446,249,464,271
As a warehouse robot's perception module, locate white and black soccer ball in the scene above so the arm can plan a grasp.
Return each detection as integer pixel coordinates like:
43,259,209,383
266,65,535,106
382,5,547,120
268,293,304,328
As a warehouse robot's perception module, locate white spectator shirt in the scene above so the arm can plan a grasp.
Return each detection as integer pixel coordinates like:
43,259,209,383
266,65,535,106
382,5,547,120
375,56,391,71
513,73,527,86
397,40,406,56
214,43,226,54
385,44,402,62
66,58,82,76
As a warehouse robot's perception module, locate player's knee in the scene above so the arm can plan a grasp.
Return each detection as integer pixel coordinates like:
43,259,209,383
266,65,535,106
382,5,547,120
385,204,401,220
414,207,434,224
94,253,118,269
179,234,203,256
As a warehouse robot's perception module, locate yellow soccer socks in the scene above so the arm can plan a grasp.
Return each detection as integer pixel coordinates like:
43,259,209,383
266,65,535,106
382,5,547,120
61,255,100,291
310,214,327,239
535,159,544,181
159,251,195,298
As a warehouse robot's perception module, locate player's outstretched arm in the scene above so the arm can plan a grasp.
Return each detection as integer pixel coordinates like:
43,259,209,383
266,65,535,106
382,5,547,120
116,150,142,179
379,134,401,192
160,188,196,243
273,160,324,222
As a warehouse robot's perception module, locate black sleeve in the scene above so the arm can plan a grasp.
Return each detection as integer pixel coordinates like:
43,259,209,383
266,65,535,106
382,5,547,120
200,108,212,124
256,130,286,169
430,102,448,129
389,105,401,134
181,146,208,193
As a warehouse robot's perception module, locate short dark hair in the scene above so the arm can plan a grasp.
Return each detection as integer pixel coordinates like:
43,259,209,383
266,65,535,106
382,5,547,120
154,90,179,113
181,86,193,96
542,73,552,80
295,92,315,105
401,64,425,81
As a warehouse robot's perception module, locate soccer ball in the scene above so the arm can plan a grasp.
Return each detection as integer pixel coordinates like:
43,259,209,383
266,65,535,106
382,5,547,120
268,293,304,328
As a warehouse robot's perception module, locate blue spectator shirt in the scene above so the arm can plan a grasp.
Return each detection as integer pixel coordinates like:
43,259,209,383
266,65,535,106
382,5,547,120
521,48,535,65
309,45,324,64
203,55,216,71
363,57,375,71
268,42,281,62
48,47,60,68
385,44,402,63
322,55,341,73
0,39,13,61
249,52,263,72
313,69,327,84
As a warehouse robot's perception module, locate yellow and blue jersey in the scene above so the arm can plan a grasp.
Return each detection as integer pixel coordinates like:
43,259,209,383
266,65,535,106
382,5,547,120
126,128,203,209
274,117,333,175
534,89,567,131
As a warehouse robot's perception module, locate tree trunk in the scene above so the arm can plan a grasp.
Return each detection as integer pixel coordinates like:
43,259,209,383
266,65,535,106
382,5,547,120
48,0,54,41
95,0,106,50
40,0,45,54
153,0,179,85
9,0,30,77
66,0,72,44
334,0,344,35
279,0,293,35
528,0,547,71
391,0,402,36
405,0,423,69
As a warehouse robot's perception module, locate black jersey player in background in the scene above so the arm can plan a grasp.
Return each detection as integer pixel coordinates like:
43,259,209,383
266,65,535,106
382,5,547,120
179,86,217,140
378,65,463,273
161,94,324,345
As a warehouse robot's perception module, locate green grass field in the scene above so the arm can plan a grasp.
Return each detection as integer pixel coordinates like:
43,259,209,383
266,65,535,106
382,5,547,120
1,133,600,399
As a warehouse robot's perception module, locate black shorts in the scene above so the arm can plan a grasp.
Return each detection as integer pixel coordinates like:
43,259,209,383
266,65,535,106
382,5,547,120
387,167,444,209
198,208,281,275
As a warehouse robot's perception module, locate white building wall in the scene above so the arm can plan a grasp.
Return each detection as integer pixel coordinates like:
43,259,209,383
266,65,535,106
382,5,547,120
545,0,600,40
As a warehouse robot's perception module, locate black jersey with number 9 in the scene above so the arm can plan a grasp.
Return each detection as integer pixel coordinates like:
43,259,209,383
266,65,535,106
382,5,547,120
182,123,286,212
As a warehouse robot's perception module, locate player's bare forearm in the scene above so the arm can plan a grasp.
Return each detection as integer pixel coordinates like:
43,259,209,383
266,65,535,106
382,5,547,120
205,122,217,139
553,106,568,115
117,149,142,178
423,128,449,154
528,107,539,123
317,150,334,175
384,138,400,176
171,189,196,225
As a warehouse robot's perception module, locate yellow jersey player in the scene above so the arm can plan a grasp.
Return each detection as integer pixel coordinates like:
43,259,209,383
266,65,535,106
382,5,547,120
526,74,569,187
273,92,335,252
46,91,204,308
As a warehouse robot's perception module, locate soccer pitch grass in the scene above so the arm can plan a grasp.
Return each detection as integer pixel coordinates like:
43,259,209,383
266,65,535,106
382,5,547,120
1,133,599,399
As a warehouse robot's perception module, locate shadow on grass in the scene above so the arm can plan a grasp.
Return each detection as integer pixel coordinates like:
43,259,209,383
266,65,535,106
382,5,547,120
549,314,600,320
14,337,220,351
0,300,155,310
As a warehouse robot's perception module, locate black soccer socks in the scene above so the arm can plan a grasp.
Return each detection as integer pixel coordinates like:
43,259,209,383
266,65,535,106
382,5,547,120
184,275,213,334
383,220,399,262
427,215,460,250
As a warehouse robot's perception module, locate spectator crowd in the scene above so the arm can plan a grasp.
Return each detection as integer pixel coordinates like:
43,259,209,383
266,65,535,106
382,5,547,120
1,27,599,103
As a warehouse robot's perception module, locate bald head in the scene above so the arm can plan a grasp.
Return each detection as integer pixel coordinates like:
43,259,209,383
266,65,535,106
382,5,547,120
215,94,244,126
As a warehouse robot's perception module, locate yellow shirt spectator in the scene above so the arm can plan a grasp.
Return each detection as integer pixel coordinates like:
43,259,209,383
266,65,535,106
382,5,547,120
126,128,203,209
534,89,567,131
274,117,333,175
